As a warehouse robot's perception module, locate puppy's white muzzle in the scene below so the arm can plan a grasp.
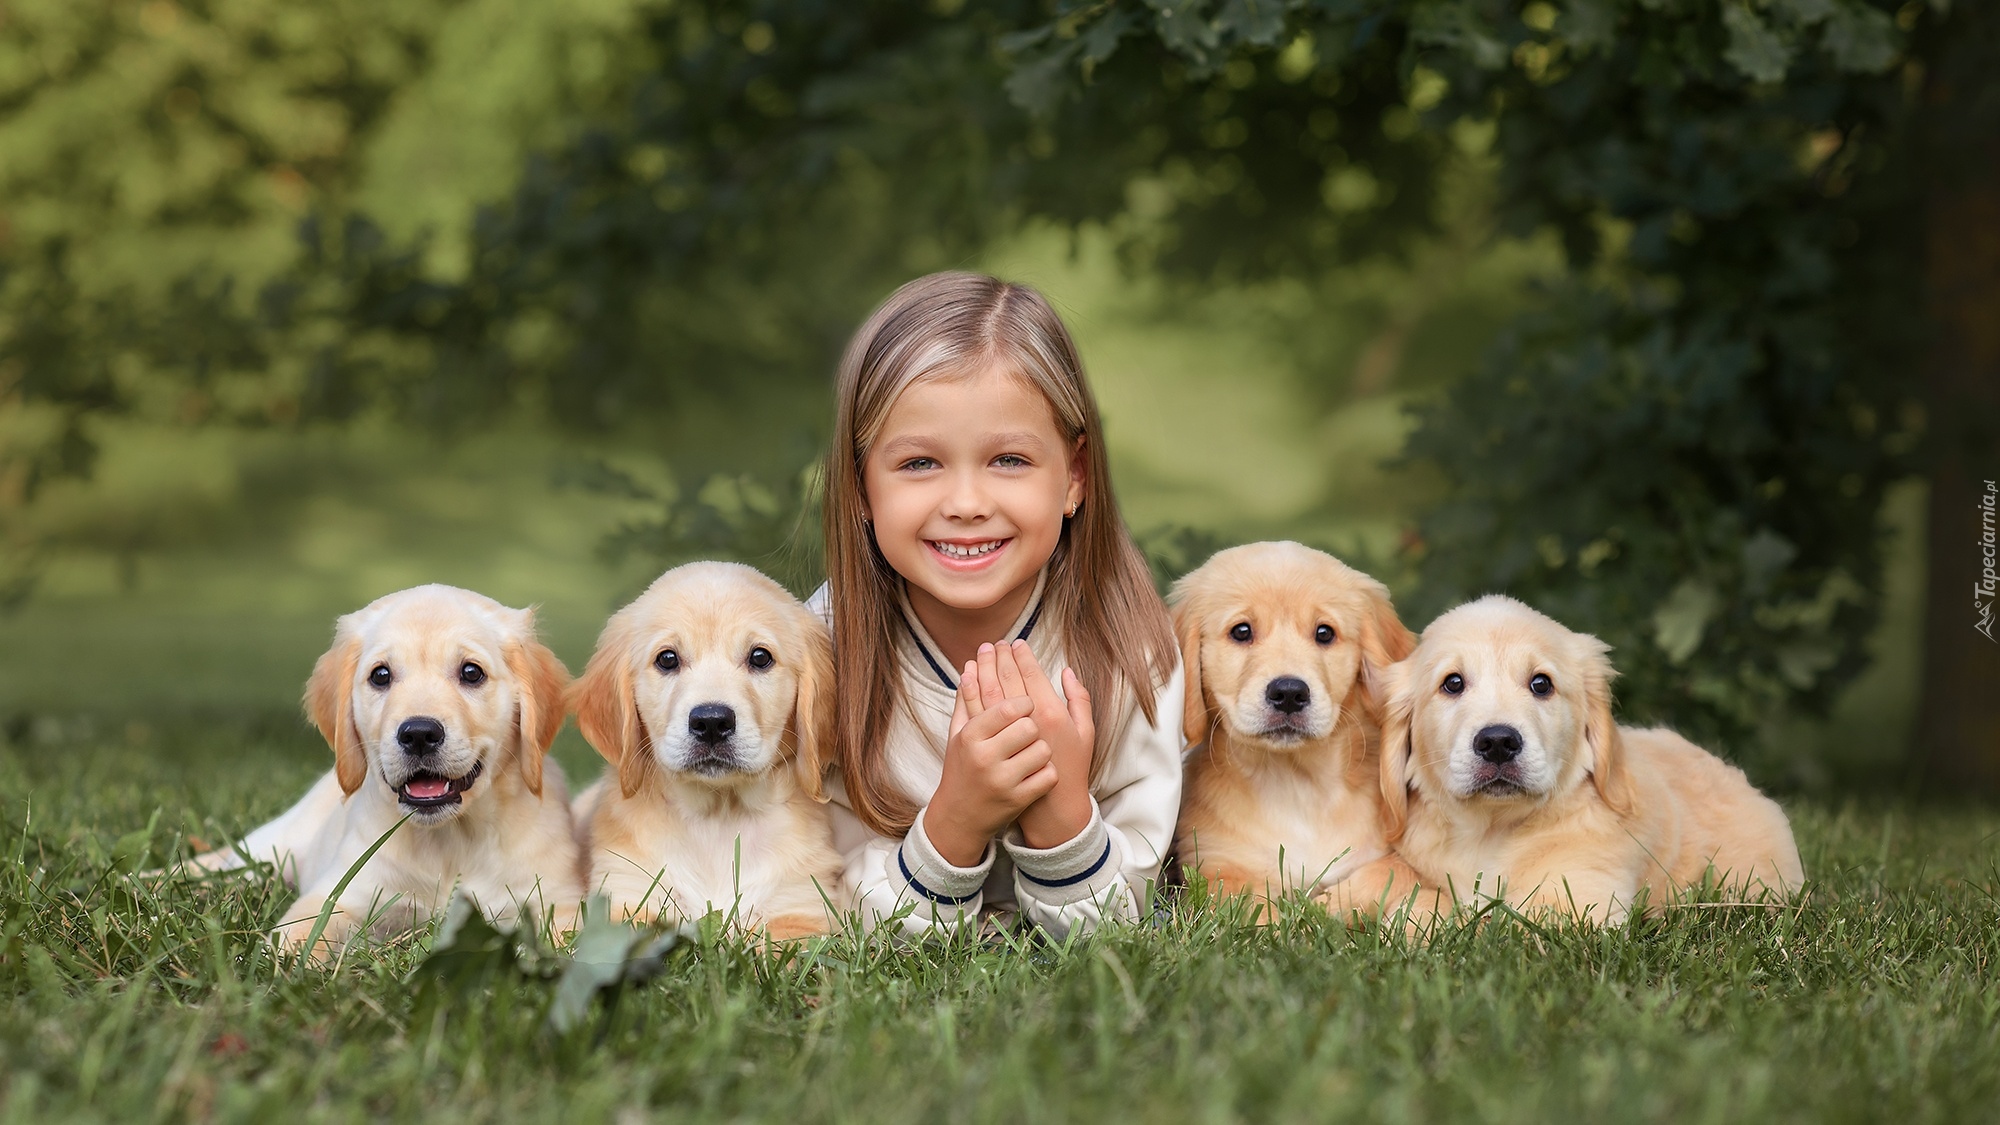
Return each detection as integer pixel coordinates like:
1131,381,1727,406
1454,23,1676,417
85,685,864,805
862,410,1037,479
659,700,773,784
378,717,486,817
1449,722,1551,800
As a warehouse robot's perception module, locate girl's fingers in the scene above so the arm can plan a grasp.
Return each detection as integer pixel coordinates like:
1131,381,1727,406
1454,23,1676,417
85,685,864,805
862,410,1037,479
1062,667,1095,746
1000,739,1053,786
967,696,1033,740
992,715,1042,756
950,677,970,739
1017,762,1060,803
994,641,1029,701
1012,642,1063,711
961,662,984,719
977,643,1005,710
966,702,1037,750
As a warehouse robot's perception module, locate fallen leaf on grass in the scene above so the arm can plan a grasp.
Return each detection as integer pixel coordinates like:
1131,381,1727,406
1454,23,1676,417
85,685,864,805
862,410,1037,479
405,893,693,1035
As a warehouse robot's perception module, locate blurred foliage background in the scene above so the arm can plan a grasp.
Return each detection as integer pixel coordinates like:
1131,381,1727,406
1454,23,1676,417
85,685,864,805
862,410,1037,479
0,0,1992,794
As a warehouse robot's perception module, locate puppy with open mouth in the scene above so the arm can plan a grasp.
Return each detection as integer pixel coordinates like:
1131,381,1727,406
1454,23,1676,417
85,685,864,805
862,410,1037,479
1375,595,1805,926
570,562,844,939
183,585,583,955
1171,542,1425,916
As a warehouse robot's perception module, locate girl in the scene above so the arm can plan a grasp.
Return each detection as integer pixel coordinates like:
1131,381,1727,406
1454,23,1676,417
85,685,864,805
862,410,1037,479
809,271,1184,939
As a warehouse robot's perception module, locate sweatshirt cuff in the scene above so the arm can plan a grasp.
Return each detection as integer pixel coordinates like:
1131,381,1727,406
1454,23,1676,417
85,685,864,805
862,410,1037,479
1004,802,1117,906
900,806,994,907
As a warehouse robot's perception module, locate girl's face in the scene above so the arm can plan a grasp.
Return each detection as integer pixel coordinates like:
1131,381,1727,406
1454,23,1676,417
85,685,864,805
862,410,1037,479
862,363,1086,616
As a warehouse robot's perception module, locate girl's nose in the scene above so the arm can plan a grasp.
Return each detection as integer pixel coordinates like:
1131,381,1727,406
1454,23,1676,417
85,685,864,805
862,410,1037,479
938,469,993,521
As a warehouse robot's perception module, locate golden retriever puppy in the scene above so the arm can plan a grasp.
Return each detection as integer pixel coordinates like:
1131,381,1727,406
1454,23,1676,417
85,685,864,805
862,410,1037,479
1376,595,1804,925
1171,541,1425,913
187,585,582,954
570,562,842,938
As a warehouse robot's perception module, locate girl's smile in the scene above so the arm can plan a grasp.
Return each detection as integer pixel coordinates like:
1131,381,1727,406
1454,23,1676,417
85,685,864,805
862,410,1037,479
862,363,1084,667
928,537,1011,567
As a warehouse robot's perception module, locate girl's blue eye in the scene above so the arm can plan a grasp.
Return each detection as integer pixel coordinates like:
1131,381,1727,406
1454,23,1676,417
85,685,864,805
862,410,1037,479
993,454,1029,468
899,457,937,472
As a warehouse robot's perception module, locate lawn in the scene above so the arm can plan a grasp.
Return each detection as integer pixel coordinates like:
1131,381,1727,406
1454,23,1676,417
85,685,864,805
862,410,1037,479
3,722,1996,1125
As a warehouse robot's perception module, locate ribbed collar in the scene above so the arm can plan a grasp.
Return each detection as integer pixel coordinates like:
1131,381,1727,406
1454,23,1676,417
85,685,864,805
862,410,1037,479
896,568,1049,694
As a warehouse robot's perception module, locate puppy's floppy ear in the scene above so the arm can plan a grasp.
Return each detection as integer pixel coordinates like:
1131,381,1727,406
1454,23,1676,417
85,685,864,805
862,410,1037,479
305,624,366,796
505,615,572,798
1376,660,1416,843
1358,581,1416,673
571,625,648,799
788,611,835,802
1356,580,1416,719
1575,634,1634,817
1171,594,1213,748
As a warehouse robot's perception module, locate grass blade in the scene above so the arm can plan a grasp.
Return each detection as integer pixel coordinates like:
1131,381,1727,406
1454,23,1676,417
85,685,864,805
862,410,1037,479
294,812,411,968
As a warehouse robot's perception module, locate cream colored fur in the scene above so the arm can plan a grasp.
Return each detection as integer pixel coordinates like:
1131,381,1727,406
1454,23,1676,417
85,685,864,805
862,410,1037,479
1170,542,1425,915
571,562,843,938
186,585,582,956
1375,595,1804,926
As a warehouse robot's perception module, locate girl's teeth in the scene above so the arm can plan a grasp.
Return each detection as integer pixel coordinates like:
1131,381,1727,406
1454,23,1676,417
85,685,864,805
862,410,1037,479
935,540,1003,559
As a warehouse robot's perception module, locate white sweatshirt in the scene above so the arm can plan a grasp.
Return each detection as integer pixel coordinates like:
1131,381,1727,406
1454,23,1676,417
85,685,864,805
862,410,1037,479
807,573,1185,940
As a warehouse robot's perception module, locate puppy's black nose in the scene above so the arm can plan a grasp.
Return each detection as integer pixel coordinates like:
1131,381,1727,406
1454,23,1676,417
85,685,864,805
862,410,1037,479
396,716,446,755
1265,677,1311,714
688,703,737,746
1473,724,1523,763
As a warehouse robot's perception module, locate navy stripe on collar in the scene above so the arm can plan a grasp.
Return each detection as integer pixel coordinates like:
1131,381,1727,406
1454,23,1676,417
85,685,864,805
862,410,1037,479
903,598,1047,692
1016,600,1044,642
898,845,981,906
904,615,959,691
1016,837,1113,889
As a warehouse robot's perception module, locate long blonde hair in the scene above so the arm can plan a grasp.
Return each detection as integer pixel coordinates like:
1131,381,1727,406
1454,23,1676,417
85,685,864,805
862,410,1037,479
823,271,1175,837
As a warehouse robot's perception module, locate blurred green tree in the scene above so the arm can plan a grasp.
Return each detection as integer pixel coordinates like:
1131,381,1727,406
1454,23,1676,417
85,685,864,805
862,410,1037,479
271,0,1438,588
0,0,457,600
3,1,1993,788
1002,0,1995,787
0,0,680,596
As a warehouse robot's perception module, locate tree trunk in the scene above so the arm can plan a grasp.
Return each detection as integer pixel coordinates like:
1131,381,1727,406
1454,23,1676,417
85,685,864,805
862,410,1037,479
1916,3,2000,795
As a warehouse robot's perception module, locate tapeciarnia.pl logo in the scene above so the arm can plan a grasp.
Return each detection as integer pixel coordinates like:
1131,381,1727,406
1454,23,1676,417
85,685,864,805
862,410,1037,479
1978,479,1997,643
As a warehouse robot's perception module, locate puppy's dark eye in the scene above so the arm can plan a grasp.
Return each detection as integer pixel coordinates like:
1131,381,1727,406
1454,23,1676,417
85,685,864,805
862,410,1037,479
1229,622,1253,643
1529,673,1554,697
655,649,680,673
460,662,485,686
368,665,392,689
1441,673,1465,696
1315,624,1336,646
748,647,774,671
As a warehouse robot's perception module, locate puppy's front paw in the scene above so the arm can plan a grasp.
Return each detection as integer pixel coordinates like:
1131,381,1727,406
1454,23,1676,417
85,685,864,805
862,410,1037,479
1315,859,1443,936
271,898,348,963
761,914,830,942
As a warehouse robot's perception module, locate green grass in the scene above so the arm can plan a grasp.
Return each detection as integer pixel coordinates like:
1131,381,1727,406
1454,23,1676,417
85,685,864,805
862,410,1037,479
3,725,1997,1125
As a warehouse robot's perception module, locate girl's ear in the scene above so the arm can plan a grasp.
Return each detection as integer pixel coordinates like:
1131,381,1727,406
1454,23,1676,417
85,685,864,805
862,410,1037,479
305,627,367,796
1576,636,1634,816
505,623,572,798
1376,661,1416,843
788,614,835,802
1173,599,1213,748
571,641,647,798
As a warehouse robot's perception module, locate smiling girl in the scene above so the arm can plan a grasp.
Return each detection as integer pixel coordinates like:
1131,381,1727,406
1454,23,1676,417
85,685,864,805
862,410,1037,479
809,271,1184,938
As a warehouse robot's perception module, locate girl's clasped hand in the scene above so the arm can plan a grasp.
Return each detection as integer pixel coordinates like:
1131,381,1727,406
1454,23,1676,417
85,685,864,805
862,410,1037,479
929,639,1095,866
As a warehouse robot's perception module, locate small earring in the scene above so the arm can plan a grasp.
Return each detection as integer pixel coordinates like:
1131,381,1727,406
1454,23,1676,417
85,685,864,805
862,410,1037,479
1065,503,1078,518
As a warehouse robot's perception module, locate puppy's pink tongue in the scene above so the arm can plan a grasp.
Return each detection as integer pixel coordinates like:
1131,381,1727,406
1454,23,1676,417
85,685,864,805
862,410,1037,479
405,777,451,800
